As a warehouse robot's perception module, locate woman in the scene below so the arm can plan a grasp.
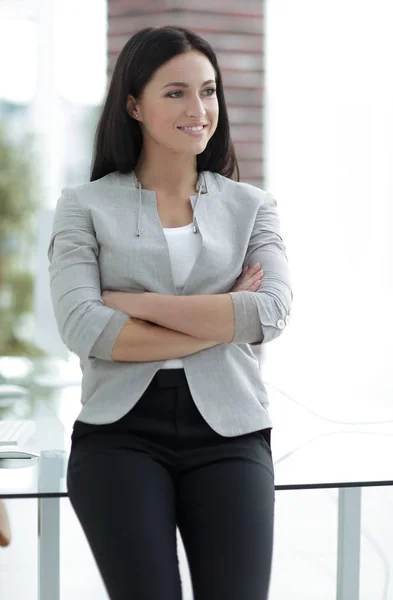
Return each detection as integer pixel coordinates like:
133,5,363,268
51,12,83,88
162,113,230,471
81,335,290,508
48,26,293,600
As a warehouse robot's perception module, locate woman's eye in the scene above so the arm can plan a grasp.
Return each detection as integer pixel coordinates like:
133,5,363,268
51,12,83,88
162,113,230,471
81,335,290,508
167,88,216,99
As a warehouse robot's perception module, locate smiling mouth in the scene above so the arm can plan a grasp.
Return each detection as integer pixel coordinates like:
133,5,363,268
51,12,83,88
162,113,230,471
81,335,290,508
177,125,208,131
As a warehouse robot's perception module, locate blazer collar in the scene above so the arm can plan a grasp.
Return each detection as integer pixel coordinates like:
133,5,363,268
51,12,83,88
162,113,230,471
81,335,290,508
115,169,221,196
114,170,220,237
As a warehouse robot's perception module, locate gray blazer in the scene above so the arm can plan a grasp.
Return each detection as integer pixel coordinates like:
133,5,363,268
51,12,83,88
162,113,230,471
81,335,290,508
47,170,293,436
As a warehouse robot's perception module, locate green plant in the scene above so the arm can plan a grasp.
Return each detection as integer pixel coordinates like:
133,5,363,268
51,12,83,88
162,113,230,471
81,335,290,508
0,119,46,357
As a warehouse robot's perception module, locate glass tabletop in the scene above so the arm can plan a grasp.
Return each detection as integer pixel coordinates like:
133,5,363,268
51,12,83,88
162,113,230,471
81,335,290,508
1,355,393,497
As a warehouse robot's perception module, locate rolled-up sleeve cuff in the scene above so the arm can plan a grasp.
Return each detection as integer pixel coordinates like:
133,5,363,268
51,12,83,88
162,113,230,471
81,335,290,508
229,291,264,344
88,310,130,360
228,290,291,345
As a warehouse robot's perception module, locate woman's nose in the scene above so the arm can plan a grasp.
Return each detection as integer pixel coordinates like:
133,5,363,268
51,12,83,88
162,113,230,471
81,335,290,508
185,96,207,118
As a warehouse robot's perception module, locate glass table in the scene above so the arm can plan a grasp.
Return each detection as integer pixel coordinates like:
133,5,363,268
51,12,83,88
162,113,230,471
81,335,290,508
1,355,393,599
1,452,393,600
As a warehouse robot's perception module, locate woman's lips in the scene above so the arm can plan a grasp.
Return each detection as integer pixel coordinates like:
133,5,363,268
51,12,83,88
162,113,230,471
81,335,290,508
177,125,208,138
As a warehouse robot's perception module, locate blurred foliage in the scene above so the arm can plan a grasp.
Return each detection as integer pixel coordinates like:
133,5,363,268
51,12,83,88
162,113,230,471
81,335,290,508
0,119,47,357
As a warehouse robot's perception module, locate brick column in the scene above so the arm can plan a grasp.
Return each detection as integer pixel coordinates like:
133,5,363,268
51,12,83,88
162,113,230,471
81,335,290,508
107,0,265,187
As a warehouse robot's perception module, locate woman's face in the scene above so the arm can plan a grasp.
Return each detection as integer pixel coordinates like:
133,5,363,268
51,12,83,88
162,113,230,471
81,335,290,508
128,50,219,156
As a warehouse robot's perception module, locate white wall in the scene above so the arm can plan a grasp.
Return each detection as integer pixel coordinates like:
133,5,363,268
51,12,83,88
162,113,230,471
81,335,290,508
263,0,393,423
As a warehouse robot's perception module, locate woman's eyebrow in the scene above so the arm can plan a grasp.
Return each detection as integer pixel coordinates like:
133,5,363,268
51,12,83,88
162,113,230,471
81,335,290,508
161,79,215,89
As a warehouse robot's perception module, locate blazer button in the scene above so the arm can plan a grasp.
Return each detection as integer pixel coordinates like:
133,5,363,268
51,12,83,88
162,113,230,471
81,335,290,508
285,315,291,325
277,319,286,329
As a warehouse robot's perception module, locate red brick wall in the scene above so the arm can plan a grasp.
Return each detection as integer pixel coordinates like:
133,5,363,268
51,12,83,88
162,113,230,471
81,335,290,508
107,0,264,187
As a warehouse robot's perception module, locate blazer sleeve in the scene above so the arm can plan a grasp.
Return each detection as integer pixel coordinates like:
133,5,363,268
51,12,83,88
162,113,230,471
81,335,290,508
47,187,130,361
228,191,293,345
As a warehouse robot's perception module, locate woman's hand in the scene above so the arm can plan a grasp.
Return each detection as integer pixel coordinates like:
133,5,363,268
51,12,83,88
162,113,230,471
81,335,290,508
230,263,264,292
101,290,123,310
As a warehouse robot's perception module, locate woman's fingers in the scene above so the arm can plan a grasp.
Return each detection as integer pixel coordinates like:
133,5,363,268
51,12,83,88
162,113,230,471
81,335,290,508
235,263,263,292
249,269,264,281
244,263,261,274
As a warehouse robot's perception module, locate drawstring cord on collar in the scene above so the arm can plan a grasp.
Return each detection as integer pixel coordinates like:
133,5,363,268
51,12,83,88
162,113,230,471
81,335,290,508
135,174,204,237
136,179,142,236
193,182,203,233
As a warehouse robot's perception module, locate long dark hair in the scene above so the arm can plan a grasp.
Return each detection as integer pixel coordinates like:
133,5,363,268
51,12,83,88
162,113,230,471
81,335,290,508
90,26,239,183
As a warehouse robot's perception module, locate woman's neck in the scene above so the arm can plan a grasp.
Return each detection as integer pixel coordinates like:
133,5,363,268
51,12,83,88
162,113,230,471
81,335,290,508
134,158,199,196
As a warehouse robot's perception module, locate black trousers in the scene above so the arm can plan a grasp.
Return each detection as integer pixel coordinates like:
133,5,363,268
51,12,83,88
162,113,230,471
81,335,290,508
67,368,275,600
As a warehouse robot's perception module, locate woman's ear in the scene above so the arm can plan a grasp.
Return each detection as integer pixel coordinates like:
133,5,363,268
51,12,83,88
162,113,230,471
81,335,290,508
126,94,140,120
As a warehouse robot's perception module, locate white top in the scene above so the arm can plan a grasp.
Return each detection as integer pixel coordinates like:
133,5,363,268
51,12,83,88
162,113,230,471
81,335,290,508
161,222,202,369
